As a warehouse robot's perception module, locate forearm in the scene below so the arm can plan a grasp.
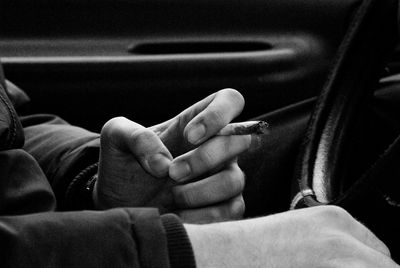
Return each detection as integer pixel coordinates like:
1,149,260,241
184,206,400,268
184,220,259,268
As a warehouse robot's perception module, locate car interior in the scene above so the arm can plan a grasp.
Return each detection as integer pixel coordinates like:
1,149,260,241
2,0,400,262
0,0,361,132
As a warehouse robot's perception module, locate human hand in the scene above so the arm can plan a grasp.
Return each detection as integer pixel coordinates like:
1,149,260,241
185,206,399,268
93,116,175,210
150,88,247,156
94,89,250,223
152,89,250,222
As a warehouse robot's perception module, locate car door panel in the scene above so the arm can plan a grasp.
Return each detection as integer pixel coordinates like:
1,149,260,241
0,0,361,131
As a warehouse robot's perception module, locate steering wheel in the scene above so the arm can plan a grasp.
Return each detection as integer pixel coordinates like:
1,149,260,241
291,0,400,261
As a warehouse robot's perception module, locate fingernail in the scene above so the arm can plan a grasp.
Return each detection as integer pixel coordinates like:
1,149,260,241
187,123,206,145
169,160,191,181
147,153,172,178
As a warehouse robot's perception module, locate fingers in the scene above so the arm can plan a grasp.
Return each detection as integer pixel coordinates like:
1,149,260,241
318,234,397,268
341,239,399,268
352,219,391,257
169,135,251,182
183,88,245,145
173,162,245,208
311,206,391,258
101,117,173,178
177,195,245,224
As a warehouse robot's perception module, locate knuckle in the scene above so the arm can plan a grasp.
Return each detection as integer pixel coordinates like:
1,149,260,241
221,197,245,220
380,243,391,258
223,136,235,152
198,147,217,169
209,207,223,221
319,205,352,221
173,187,195,207
231,197,245,218
207,108,226,125
207,197,245,222
213,136,235,161
130,128,155,145
322,233,353,253
363,230,391,257
311,206,355,233
226,168,245,194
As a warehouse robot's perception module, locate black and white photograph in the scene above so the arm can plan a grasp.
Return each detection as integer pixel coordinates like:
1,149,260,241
0,0,400,267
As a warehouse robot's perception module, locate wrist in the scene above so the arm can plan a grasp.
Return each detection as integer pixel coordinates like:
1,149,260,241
184,223,228,268
184,221,250,268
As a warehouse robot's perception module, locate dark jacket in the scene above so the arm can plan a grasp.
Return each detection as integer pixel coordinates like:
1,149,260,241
0,64,194,267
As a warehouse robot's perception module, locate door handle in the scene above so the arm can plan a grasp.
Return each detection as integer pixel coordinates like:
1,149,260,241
128,41,272,55
126,40,298,76
1,40,307,77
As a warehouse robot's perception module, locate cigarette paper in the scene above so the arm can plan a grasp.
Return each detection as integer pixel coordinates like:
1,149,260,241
217,121,269,136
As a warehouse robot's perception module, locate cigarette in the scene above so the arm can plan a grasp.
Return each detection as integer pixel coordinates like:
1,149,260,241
217,121,269,136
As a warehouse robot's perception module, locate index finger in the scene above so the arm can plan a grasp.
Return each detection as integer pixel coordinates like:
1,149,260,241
183,88,244,145
169,134,251,182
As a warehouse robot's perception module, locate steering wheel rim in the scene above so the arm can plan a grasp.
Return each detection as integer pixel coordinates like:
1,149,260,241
291,0,398,209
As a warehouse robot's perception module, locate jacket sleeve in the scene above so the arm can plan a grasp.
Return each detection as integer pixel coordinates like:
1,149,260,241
0,131,195,268
0,147,175,268
0,207,171,268
21,114,101,208
0,76,195,267
19,115,196,268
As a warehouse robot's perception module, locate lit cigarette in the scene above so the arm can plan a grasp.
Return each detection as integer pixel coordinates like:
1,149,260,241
217,121,269,136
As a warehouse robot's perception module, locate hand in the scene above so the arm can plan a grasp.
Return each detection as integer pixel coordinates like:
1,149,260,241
94,89,250,223
93,116,175,211
185,206,399,268
152,89,250,222
150,88,247,156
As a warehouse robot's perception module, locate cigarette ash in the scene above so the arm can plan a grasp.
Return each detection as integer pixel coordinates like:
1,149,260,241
235,121,269,135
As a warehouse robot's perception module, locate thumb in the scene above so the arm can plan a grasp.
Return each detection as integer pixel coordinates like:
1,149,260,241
101,117,173,178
